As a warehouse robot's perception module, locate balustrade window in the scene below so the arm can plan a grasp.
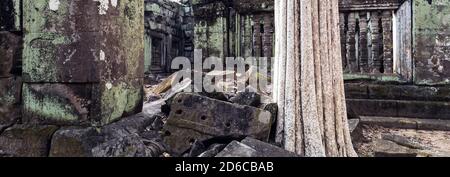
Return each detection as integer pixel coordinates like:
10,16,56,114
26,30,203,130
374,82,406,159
339,0,412,82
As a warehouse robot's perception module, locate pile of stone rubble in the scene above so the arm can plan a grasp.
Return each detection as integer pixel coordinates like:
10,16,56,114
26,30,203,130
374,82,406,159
138,71,294,157
0,71,293,157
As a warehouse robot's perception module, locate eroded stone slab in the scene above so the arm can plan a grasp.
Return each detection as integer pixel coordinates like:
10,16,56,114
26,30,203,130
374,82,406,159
162,93,273,156
0,124,58,157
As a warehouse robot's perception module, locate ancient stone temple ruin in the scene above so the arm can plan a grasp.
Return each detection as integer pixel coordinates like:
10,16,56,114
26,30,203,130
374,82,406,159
143,0,274,74
0,0,450,157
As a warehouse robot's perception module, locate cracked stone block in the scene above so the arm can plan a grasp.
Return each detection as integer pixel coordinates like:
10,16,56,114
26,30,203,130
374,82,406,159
0,124,58,157
49,127,104,157
162,93,273,156
240,137,298,157
22,79,143,126
0,124,10,133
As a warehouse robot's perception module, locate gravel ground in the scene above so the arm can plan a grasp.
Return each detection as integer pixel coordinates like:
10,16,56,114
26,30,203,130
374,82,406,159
353,125,450,157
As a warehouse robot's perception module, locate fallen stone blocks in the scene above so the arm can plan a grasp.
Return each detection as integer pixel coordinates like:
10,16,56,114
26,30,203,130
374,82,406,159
162,93,273,156
216,138,298,157
48,113,166,157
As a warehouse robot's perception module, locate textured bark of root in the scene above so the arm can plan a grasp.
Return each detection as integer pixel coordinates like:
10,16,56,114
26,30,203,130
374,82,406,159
273,0,357,157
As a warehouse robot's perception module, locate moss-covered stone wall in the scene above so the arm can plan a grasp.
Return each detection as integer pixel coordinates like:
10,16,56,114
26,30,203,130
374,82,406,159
20,0,144,126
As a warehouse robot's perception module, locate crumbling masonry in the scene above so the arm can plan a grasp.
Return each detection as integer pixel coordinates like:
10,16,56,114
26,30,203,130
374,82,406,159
0,0,449,157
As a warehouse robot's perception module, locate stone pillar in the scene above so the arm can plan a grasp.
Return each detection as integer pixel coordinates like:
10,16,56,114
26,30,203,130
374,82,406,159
22,0,144,126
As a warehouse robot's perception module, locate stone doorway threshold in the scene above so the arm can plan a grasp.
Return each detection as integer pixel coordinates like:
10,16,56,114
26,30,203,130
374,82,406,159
351,117,450,157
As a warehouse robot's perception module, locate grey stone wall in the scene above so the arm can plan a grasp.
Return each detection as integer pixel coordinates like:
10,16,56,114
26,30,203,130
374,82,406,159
345,0,450,120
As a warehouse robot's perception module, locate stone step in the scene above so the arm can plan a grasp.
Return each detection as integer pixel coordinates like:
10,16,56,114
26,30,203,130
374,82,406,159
347,98,450,120
357,116,450,131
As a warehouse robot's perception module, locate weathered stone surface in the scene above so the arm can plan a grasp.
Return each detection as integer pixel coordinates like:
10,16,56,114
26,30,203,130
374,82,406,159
143,99,166,116
367,84,450,101
162,93,273,156
0,124,10,134
22,79,143,126
416,119,450,131
413,0,450,85
91,113,166,157
47,113,166,157
347,98,450,120
101,113,157,138
0,0,21,31
360,116,450,131
240,137,298,157
344,83,369,99
0,76,22,124
23,0,144,82
339,0,402,11
144,0,186,73
49,127,103,157
0,32,21,77
382,134,426,150
198,144,226,157
162,78,192,100
184,140,207,157
347,99,398,117
0,125,58,157
216,141,258,157
92,136,165,157
396,100,450,119
151,72,178,95
21,0,144,126
373,139,419,157
233,0,274,13
229,91,261,107
360,116,418,129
